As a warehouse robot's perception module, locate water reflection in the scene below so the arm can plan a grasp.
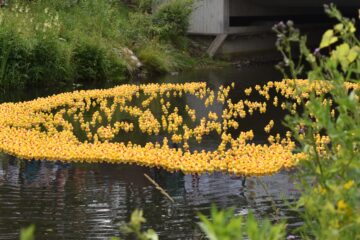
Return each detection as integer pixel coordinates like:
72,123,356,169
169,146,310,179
0,64,301,239
0,153,300,239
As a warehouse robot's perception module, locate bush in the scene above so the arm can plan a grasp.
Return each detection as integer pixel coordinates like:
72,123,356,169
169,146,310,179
198,206,286,240
138,43,176,73
0,32,73,88
0,31,30,88
72,41,107,83
0,0,196,88
120,12,154,46
72,39,127,84
273,4,360,239
0,0,129,87
152,0,193,41
105,49,128,84
138,41,195,73
115,206,285,240
137,0,153,13
138,42,187,73
0,1,72,88
28,39,71,86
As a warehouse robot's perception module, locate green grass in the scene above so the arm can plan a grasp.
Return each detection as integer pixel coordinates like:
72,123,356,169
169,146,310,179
0,0,197,89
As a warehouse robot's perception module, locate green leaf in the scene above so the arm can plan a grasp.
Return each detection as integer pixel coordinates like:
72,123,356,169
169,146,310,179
320,29,338,49
20,225,35,240
306,53,316,63
198,205,244,240
348,22,356,33
347,46,360,63
331,43,351,70
198,222,218,240
336,43,350,57
130,209,146,226
334,23,344,32
144,229,159,240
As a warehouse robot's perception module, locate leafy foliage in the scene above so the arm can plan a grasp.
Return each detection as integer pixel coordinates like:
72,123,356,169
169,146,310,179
0,30,30,88
28,39,71,86
72,41,107,83
136,0,154,13
0,0,195,88
113,209,159,240
152,0,193,42
20,225,35,240
198,206,285,240
273,4,360,81
274,4,360,239
138,43,177,73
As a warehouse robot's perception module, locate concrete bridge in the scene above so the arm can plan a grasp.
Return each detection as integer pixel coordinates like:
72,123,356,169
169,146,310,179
184,0,360,56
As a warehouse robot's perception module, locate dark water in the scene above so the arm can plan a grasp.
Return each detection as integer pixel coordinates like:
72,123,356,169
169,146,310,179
0,64,301,239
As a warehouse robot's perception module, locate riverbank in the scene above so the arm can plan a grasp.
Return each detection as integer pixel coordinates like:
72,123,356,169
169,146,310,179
0,0,225,89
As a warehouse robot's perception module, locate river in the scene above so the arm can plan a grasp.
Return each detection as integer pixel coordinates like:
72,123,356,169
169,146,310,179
0,63,302,239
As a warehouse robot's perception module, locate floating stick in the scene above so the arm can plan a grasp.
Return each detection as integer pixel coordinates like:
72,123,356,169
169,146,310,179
144,173,175,203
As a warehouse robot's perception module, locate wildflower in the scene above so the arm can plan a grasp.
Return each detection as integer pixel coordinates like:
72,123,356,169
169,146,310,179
343,180,354,190
337,200,349,213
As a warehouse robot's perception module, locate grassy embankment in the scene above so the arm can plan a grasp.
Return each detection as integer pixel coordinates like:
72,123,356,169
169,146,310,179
0,0,212,89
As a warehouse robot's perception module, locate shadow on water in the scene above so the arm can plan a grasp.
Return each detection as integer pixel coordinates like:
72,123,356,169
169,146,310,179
0,63,302,239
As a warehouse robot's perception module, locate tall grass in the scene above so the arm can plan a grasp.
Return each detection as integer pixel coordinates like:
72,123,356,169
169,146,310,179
0,0,194,89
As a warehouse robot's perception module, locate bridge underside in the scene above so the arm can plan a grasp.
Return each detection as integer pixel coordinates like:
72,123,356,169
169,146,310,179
188,0,360,57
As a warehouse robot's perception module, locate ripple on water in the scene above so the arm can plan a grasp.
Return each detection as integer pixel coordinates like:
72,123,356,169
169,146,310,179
0,66,302,239
0,155,301,240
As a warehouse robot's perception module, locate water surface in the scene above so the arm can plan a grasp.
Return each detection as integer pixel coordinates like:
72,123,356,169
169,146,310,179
0,64,301,239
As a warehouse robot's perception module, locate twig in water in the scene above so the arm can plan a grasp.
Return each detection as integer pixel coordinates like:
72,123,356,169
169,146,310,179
144,173,175,203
